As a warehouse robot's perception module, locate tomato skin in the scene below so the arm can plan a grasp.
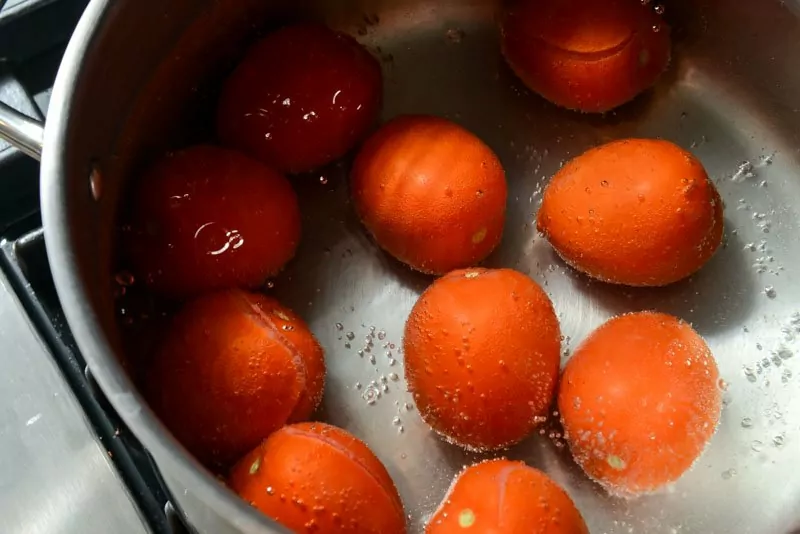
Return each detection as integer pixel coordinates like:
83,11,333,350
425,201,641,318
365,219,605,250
404,268,560,450
558,312,722,496
125,145,300,299
229,422,406,534
217,23,383,174
501,0,670,112
144,290,324,469
427,459,588,534
537,138,723,287
352,115,507,274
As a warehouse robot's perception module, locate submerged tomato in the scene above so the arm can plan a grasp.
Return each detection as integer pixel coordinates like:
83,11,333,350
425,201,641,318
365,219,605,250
404,268,561,450
501,0,671,112
427,459,588,534
537,138,723,286
145,290,325,469
217,23,383,174
558,312,722,496
125,145,301,298
229,422,406,534
351,115,507,274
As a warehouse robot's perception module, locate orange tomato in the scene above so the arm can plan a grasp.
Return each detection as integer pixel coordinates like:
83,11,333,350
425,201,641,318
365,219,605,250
537,139,723,286
404,268,561,450
351,115,507,275
558,312,722,496
144,289,325,469
427,459,588,534
217,24,383,174
229,422,406,534
125,145,301,298
501,0,670,112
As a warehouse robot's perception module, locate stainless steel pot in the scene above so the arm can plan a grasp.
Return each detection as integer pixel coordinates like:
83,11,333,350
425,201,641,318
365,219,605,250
2,0,800,533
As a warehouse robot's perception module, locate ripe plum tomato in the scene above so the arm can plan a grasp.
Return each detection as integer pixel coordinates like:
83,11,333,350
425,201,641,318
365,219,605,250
144,289,325,469
217,23,383,174
229,422,406,534
403,268,560,450
427,459,589,534
351,115,507,274
125,145,300,299
501,0,671,112
558,311,722,496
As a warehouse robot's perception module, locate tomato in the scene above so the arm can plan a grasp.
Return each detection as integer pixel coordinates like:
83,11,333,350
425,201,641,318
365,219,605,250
404,268,561,450
558,312,722,496
144,289,325,469
501,0,670,112
427,459,588,534
351,115,507,274
229,422,406,534
217,23,383,174
537,138,723,286
125,145,300,299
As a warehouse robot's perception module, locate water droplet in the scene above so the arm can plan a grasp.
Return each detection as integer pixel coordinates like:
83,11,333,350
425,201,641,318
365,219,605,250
266,486,274,495
744,366,758,382
362,384,380,405
731,160,755,183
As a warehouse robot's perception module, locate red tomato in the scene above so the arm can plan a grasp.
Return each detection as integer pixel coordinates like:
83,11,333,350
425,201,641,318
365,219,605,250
125,145,301,299
351,115,507,274
404,268,560,450
229,423,406,534
558,312,722,496
501,0,670,112
145,290,325,469
427,459,588,534
217,23,383,174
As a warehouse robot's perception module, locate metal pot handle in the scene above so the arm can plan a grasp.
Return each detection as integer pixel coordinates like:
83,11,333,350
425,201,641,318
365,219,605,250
0,101,45,160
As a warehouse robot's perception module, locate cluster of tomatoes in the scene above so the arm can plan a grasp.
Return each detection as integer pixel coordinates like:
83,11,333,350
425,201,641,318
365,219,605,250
122,0,726,532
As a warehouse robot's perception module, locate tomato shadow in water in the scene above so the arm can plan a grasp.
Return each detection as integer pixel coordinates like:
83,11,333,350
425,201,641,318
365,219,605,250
557,219,757,337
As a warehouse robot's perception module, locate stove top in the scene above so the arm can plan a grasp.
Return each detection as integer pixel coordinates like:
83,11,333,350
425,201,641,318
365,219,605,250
0,2,191,533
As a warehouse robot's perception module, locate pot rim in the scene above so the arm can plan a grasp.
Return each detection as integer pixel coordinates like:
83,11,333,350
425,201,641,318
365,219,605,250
40,1,290,532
